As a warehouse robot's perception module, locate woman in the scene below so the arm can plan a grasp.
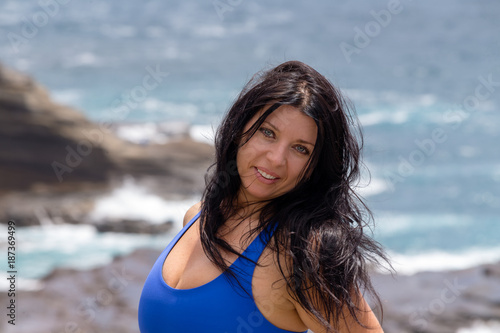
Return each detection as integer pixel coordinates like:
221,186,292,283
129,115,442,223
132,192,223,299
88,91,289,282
138,61,388,332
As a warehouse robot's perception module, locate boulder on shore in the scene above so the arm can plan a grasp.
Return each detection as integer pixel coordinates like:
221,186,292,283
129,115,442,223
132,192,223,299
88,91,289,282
0,62,214,194
372,263,500,333
0,63,214,226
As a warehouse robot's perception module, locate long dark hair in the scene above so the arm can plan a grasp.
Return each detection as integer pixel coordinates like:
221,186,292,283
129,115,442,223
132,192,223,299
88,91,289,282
200,60,388,331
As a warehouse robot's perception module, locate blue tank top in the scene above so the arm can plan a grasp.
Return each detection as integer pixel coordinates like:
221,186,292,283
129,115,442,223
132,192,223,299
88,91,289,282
138,211,307,333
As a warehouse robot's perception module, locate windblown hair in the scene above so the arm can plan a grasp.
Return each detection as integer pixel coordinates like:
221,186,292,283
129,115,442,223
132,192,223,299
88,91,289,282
200,60,388,331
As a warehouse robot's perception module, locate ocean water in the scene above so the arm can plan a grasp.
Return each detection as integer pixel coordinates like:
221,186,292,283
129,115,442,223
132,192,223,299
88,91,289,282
0,0,499,295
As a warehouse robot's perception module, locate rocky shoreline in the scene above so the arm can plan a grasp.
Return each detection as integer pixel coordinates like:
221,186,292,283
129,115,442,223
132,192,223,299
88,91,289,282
0,62,214,231
0,247,498,333
373,262,500,333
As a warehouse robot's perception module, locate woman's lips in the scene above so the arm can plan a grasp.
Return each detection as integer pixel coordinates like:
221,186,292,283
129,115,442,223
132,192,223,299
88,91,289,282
254,167,280,184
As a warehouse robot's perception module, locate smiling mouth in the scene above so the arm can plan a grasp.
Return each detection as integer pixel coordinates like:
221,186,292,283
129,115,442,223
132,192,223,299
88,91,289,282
256,168,278,180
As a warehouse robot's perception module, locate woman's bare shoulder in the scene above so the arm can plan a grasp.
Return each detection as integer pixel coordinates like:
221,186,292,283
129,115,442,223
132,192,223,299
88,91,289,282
183,202,202,227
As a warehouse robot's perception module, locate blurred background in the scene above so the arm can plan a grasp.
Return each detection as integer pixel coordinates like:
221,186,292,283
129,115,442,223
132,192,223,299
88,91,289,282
0,0,499,332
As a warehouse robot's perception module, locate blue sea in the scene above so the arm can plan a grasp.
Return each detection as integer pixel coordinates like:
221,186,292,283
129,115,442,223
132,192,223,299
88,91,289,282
0,0,499,293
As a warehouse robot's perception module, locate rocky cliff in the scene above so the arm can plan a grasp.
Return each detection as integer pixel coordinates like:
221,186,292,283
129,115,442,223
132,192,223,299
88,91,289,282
0,63,214,194
0,63,213,227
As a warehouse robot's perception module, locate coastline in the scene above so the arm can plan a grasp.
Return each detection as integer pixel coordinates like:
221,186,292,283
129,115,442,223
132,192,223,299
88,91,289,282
1,247,498,333
2,63,499,333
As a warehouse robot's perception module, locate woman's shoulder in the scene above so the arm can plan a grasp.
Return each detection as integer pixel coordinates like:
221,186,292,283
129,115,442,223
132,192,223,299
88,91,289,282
183,202,202,227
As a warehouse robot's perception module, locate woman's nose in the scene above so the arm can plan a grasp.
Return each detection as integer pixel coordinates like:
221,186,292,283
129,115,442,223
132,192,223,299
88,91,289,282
266,142,287,167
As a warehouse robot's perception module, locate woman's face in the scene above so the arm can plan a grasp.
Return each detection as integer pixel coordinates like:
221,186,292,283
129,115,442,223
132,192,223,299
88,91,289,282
236,105,317,204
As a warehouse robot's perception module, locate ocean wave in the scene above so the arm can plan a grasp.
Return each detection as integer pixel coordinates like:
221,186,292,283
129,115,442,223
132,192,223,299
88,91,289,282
113,121,190,144
456,321,500,333
0,180,200,281
345,89,437,108
0,12,20,26
358,110,410,126
373,212,469,236
193,24,226,38
51,89,84,107
385,247,500,276
0,223,174,282
141,99,199,117
145,25,166,38
13,58,31,71
99,24,138,38
345,89,443,127
0,276,43,292
89,177,199,224
112,119,215,145
355,176,389,197
62,52,102,68
190,124,216,145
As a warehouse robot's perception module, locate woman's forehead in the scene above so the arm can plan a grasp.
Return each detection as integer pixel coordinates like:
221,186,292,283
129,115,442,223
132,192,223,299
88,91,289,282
248,105,317,142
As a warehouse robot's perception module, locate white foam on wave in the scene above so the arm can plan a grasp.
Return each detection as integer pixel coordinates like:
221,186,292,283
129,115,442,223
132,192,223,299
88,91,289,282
385,247,500,276
0,180,201,281
190,124,216,145
0,223,175,282
89,177,199,224
355,176,389,197
358,110,410,126
114,121,190,144
345,89,442,127
50,89,84,107
115,122,164,144
456,320,500,333
345,89,437,107
374,211,473,236
142,99,198,117
0,275,44,292
14,58,32,71
63,52,102,68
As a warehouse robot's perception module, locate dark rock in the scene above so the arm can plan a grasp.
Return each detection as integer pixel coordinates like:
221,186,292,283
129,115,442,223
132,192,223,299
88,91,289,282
0,62,214,227
373,262,500,333
0,62,214,195
0,63,117,192
0,248,162,333
95,218,174,234
1,245,499,332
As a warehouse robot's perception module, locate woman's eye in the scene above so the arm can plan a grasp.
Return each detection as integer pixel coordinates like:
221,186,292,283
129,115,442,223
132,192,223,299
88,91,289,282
295,145,309,155
260,128,274,138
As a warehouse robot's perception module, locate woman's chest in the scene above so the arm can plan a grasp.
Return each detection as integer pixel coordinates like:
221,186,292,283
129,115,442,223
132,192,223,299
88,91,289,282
161,222,306,331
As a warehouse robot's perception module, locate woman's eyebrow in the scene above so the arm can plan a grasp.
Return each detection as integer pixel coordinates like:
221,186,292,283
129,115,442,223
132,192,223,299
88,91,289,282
263,121,315,147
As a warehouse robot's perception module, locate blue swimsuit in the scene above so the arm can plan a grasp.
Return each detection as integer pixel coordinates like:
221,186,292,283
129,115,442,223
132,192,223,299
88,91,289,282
138,211,307,333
